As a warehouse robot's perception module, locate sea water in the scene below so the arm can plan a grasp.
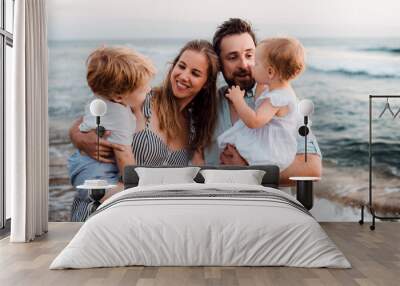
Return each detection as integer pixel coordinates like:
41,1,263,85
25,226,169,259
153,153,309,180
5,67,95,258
48,38,400,221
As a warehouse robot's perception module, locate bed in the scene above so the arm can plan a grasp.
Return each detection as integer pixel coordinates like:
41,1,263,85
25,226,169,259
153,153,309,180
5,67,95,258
50,165,350,269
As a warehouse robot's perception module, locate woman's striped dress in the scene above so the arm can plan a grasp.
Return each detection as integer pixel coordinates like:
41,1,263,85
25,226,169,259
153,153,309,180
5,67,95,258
131,93,190,166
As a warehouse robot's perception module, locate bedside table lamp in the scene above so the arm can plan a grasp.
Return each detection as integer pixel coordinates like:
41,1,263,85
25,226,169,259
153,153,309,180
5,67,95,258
290,99,319,210
90,99,107,161
298,99,314,162
77,98,115,213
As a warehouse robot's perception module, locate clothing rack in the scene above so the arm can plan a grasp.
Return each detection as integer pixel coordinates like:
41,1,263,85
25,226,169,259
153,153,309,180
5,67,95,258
359,95,400,230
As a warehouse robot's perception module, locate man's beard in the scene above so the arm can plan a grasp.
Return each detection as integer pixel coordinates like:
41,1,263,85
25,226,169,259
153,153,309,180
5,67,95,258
223,67,255,91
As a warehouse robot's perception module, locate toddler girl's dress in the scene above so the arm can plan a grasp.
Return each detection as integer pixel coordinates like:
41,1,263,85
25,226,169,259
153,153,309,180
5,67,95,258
218,87,299,171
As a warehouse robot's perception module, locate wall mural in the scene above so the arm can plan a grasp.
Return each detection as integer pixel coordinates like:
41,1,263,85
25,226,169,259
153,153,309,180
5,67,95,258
48,2,400,222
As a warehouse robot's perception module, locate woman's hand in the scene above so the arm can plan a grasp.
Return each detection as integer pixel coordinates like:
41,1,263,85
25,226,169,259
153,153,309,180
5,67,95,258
112,143,132,153
69,118,124,163
225,85,245,103
112,143,136,177
81,130,125,163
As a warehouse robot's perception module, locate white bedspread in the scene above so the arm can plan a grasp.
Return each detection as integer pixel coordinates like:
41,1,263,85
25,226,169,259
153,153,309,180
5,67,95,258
50,183,351,269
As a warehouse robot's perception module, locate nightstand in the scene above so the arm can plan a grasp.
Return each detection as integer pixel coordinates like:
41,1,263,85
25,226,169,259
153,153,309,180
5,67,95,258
289,177,320,210
88,189,106,213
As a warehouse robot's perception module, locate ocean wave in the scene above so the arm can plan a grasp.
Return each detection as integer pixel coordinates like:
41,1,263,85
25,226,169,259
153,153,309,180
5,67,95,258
362,47,400,54
322,139,400,175
306,46,400,79
307,66,400,79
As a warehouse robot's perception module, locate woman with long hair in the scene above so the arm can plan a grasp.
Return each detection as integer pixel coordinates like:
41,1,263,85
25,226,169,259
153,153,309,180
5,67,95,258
69,40,219,221
131,40,219,166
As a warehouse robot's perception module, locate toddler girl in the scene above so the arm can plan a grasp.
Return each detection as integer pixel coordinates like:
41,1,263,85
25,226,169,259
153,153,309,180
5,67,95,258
218,37,305,170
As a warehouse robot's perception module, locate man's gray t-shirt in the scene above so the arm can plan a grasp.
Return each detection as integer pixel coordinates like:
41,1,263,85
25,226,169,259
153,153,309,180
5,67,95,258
203,86,322,165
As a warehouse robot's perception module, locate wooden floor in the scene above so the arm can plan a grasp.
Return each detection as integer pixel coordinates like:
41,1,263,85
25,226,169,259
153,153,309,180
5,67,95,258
0,222,399,286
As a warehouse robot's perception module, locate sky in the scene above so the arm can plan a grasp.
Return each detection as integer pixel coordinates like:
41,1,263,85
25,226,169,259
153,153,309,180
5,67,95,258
47,0,400,40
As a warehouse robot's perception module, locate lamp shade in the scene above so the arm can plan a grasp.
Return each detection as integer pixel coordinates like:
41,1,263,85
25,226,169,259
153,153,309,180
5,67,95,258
298,99,314,116
90,99,107,116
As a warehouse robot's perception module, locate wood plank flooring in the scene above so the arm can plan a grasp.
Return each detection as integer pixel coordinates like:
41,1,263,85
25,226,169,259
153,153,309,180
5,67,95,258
0,222,399,286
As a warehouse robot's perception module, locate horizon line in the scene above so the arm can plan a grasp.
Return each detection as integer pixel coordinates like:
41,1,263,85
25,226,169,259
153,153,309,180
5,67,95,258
48,36,400,42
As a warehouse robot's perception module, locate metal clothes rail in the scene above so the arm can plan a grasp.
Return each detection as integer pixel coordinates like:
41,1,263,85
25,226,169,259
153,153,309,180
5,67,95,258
359,95,400,230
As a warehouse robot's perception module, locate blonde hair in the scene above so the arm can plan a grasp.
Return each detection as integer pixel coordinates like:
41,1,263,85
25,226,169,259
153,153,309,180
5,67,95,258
86,46,156,98
258,37,305,81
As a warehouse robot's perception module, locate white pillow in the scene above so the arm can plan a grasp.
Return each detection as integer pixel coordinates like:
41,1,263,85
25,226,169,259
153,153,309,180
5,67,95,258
200,169,266,185
135,167,200,186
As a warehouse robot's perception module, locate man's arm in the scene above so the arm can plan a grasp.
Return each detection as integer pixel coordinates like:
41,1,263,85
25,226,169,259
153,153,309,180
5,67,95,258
279,154,322,186
69,117,124,163
220,144,322,186
220,144,248,165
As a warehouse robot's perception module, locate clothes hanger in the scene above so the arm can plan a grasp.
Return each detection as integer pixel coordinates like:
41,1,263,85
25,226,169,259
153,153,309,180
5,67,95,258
378,97,395,118
393,105,400,119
